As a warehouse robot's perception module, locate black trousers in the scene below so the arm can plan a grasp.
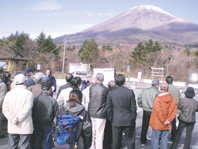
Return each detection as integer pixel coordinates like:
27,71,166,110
103,119,112,149
170,117,177,140
112,124,136,149
171,121,195,149
141,110,151,144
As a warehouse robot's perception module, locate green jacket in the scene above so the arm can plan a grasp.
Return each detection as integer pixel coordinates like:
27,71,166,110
168,84,181,103
168,84,181,113
137,86,160,112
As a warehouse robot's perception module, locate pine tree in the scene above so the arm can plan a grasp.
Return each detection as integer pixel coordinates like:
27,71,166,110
78,38,99,64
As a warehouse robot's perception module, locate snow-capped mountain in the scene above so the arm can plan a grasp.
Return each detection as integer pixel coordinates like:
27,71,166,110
54,5,198,44
84,5,175,32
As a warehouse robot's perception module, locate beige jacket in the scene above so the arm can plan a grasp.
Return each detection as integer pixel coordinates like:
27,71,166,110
3,85,34,134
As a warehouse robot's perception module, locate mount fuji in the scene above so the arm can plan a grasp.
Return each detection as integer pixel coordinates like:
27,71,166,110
54,5,198,45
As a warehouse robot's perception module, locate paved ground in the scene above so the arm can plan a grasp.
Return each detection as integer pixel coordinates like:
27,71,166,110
1,81,198,148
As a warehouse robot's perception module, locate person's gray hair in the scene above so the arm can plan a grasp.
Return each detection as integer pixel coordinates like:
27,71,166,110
34,72,43,83
108,80,116,90
96,73,104,82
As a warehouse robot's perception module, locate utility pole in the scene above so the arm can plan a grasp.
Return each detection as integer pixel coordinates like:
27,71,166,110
62,36,66,78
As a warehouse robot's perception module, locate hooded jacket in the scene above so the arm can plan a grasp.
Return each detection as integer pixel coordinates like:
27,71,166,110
177,97,198,123
137,86,160,112
56,103,92,149
149,91,177,130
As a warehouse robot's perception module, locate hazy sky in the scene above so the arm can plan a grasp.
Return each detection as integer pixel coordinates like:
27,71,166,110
1,0,198,39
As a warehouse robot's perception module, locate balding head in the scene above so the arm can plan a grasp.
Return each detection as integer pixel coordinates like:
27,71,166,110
96,73,104,83
160,82,169,91
108,81,116,90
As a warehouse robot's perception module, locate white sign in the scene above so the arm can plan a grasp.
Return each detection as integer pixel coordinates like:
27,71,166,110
0,61,7,69
69,63,89,76
137,72,142,80
37,64,41,70
93,68,115,86
127,66,130,73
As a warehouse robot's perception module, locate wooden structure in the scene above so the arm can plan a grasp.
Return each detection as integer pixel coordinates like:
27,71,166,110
0,55,34,72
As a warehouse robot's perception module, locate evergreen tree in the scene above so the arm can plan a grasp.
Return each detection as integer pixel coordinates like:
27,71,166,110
78,38,98,64
130,39,162,68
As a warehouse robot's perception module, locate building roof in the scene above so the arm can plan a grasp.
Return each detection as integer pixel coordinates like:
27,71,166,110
0,55,34,61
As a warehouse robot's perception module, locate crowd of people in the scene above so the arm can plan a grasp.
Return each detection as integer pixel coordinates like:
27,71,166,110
0,67,198,149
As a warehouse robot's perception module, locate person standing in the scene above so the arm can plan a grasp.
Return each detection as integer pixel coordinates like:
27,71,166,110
0,69,7,138
46,69,56,93
2,74,34,148
137,79,160,146
150,82,177,149
82,78,96,111
56,73,73,98
89,73,108,149
55,90,92,149
103,80,117,149
10,72,21,90
24,68,35,88
28,72,43,98
57,77,82,107
106,74,137,149
166,76,181,141
32,82,59,149
171,87,198,149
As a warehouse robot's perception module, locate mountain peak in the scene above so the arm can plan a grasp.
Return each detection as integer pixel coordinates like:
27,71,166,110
129,5,175,18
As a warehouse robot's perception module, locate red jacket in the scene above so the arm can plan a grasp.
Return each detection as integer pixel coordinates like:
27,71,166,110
149,91,177,130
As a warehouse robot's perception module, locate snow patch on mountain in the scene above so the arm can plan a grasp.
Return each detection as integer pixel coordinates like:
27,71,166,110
129,5,175,18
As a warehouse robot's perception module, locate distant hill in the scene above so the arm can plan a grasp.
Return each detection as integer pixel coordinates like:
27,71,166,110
54,5,198,45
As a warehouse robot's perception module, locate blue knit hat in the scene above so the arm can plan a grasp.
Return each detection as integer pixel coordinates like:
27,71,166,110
24,68,33,73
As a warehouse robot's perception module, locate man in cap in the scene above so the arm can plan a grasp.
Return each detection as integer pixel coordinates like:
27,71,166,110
24,68,35,88
32,81,58,149
10,72,21,90
150,82,177,149
2,74,34,148
171,87,198,149
0,68,7,138
137,79,160,147
166,76,181,141
28,72,44,98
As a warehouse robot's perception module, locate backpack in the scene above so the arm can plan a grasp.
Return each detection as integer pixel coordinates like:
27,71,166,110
54,114,80,149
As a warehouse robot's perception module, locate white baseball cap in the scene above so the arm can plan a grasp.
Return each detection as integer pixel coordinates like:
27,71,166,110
15,74,26,85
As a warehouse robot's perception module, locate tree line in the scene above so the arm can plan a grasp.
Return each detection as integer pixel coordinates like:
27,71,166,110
1,32,198,81
0,32,61,71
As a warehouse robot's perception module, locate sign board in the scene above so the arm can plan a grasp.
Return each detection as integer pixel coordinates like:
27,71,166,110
69,63,89,77
37,64,41,70
151,67,164,80
127,66,130,73
137,72,142,80
0,61,7,69
93,68,115,86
